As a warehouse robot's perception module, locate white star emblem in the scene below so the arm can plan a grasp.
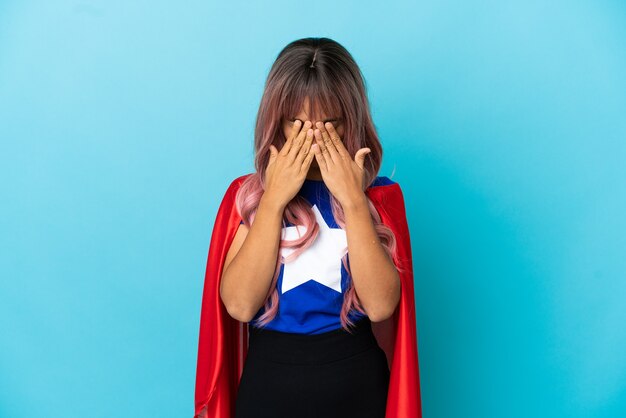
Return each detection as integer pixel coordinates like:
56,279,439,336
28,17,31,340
280,204,348,294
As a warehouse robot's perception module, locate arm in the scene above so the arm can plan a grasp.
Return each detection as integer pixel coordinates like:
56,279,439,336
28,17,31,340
343,193,401,322
219,194,286,322
221,119,316,321
308,120,401,322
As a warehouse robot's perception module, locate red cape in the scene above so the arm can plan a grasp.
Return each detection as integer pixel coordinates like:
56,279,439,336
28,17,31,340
194,173,422,417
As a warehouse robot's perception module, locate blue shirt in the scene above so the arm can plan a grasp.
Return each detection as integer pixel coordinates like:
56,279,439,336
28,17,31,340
242,176,395,334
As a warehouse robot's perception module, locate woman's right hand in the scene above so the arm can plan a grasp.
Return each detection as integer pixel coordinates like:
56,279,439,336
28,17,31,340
263,119,317,209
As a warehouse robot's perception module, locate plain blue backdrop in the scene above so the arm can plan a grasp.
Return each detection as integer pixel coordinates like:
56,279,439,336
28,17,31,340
1,1,625,417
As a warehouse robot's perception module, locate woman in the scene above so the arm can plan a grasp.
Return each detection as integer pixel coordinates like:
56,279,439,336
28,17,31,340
194,37,422,418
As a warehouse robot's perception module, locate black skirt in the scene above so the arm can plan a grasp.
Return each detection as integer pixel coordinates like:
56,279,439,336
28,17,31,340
234,316,390,418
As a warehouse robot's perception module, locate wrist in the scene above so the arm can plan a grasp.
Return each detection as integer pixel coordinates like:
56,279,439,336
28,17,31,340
259,191,287,214
341,191,369,214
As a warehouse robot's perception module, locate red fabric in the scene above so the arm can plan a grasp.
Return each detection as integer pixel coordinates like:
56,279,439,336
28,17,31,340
194,173,423,417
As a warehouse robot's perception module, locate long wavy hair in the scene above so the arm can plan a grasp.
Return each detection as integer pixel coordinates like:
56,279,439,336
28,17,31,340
235,37,402,334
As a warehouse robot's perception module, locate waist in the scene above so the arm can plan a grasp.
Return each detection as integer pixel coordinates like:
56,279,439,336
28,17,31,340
247,316,379,365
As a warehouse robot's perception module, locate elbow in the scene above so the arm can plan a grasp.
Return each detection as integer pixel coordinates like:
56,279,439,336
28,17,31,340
221,288,254,322
366,299,395,322
368,282,401,322
225,303,254,323
368,306,396,323
220,273,254,323
221,294,254,323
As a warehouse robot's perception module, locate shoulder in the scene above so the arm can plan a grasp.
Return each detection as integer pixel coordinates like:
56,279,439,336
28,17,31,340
367,175,401,196
224,174,255,225
366,176,409,230
228,173,399,193
369,175,398,188
215,173,254,212
366,175,405,207
225,172,255,194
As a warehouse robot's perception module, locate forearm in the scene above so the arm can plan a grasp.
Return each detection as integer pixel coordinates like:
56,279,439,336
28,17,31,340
221,193,285,321
343,193,401,322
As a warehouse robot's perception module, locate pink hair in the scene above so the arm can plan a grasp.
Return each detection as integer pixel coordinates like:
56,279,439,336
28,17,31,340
234,37,404,334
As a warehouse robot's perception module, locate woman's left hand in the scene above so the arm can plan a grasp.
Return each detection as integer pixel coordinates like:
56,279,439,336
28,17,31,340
312,121,371,208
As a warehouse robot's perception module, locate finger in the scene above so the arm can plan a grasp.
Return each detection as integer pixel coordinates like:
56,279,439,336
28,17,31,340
311,141,328,174
280,119,302,156
295,127,315,166
287,120,312,162
317,122,341,165
268,144,278,164
355,147,371,169
320,121,350,159
300,143,318,176
314,128,331,168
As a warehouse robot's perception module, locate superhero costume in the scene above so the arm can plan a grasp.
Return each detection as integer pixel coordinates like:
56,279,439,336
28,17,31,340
194,173,422,417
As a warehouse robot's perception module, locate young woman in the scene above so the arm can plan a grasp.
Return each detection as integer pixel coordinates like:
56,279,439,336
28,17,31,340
194,37,422,418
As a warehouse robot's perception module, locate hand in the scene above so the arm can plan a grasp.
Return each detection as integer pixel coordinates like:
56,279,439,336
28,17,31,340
311,121,371,207
264,120,318,208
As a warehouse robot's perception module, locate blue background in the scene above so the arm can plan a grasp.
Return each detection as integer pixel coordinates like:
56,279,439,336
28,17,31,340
1,1,625,417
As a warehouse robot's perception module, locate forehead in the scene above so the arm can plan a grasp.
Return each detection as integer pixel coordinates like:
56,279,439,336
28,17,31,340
291,96,341,120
